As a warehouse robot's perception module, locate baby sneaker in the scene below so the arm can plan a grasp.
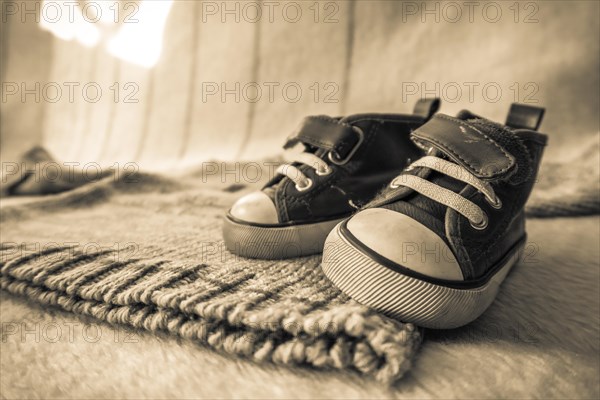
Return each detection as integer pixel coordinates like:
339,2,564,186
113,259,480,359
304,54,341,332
223,98,441,259
322,104,547,328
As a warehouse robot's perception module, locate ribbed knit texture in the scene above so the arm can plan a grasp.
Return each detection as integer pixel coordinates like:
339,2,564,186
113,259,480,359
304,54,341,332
0,141,598,383
0,170,421,384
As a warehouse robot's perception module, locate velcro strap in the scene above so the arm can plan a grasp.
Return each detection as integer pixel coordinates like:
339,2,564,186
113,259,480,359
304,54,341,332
411,114,516,180
284,116,360,159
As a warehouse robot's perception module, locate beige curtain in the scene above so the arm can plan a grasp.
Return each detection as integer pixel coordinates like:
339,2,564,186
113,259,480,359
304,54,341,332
2,0,598,168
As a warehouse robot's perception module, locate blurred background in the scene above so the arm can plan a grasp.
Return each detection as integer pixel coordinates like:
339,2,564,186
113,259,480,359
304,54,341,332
1,0,599,169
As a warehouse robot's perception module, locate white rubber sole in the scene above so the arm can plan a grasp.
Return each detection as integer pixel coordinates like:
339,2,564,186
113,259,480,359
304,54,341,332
223,216,344,259
321,222,523,329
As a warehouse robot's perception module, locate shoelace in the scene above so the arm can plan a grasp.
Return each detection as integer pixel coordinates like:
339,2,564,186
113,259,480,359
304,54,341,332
389,155,502,229
276,152,332,191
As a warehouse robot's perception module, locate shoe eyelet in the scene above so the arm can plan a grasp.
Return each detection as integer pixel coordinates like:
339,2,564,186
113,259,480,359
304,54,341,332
295,178,313,192
470,213,489,230
315,166,332,176
389,178,401,189
486,195,502,209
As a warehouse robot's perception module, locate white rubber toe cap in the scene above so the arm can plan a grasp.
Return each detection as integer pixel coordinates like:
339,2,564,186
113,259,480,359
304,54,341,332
346,208,464,281
230,191,279,225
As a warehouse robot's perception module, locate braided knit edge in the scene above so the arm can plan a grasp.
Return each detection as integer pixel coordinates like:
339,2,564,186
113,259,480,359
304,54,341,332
0,274,422,384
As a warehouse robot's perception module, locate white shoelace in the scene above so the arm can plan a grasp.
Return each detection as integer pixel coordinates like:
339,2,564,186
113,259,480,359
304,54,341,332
389,156,502,229
276,152,332,191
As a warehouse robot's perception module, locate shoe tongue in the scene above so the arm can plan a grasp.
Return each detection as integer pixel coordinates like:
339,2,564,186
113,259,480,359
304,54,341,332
387,167,465,233
454,109,483,120
411,114,517,180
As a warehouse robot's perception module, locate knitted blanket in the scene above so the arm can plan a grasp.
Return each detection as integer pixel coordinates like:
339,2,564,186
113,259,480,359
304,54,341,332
1,140,598,384
0,172,420,384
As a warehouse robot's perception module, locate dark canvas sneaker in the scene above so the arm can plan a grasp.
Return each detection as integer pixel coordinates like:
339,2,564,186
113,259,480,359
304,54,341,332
322,104,547,328
223,98,441,259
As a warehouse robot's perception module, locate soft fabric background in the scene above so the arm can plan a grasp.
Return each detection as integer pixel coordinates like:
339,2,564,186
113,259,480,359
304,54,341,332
1,0,599,166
